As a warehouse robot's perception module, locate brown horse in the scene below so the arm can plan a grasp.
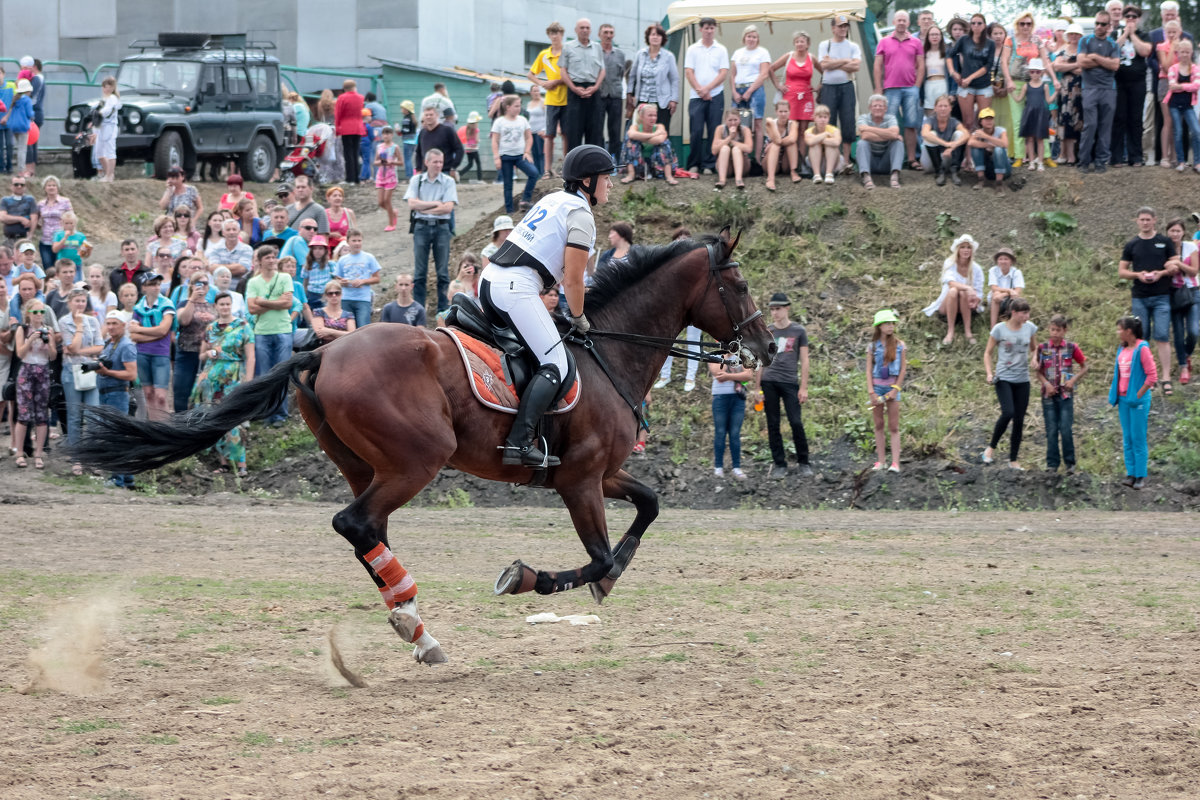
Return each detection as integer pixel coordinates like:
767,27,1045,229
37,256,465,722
73,230,775,665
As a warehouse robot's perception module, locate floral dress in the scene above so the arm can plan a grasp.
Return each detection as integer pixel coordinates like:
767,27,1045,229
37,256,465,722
1055,48,1083,141
620,124,680,179
191,317,254,465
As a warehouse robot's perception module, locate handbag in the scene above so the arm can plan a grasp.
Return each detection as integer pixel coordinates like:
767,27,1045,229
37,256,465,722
70,363,97,391
1171,284,1195,312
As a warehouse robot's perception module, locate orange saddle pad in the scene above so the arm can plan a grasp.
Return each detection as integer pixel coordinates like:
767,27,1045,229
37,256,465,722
438,327,580,415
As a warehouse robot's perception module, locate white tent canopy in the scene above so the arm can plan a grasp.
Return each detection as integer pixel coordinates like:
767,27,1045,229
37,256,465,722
664,0,875,147
666,0,866,33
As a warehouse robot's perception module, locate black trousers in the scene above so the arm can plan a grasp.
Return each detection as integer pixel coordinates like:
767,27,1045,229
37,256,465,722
1112,78,1147,165
601,95,624,158
990,379,1030,462
564,86,604,150
342,134,362,184
761,380,809,466
925,143,964,174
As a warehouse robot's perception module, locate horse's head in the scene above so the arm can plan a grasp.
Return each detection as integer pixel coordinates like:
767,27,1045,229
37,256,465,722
686,229,776,369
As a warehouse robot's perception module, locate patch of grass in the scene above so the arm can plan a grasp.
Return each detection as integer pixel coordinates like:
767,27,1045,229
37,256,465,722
532,657,626,672
658,652,689,662
239,731,275,747
60,718,121,734
201,696,239,706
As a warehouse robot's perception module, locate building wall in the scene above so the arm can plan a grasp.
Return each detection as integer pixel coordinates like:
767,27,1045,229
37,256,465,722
2,0,673,72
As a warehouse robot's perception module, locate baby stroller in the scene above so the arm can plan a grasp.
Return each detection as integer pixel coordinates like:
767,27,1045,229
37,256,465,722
279,123,333,185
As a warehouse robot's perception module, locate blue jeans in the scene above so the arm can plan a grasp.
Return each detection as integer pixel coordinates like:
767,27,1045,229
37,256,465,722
885,86,921,130
531,134,545,177
402,142,417,176
687,96,725,171
500,154,539,213
712,392,747,469
61,365,100,448
99,389,134,487
173,350,200,412
1169,105,1200,165
733,85,766,119
1131,293,1171,343
253,332,292,422
1041,395,1076,469
970,146,1012,178
360,129,375,182
343,299,372,329
1117,395,1150,478
1171,287,1200,366
412,220,452,313
0,128,11,172
39,243,55,271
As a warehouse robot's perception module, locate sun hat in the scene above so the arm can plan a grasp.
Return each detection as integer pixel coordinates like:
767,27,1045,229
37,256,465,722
994,247,1017,263
1028,58,1046,71
949,233,979,256
873,309,900,327
1053,18,1070,31
767,292,791,307
1066,22,1084,35
308,234,330,249
16,79,32,94
401,100,416,113
492,215,515,234
467,111,482,124
978,107,996,119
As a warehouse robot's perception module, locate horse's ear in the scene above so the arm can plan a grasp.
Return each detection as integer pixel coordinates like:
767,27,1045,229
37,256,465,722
718,225,732,243
729,230,741,256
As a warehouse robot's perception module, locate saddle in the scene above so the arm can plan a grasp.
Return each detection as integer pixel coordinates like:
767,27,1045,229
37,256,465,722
441,294,579,415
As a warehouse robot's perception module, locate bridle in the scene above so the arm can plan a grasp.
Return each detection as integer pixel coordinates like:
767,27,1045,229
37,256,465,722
564,239,763,432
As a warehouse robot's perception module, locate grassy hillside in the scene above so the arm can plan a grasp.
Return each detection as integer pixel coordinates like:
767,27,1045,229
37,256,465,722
566,170,1200,483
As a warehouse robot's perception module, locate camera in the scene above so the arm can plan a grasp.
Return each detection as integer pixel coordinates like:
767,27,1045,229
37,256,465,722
79,358,114,373
38,329,50,345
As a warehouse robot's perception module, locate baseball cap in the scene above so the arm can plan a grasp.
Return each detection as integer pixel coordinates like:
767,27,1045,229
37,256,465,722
833,13,850,25
19,56,33,68
276,183,293,196
873,309,899,327
492,215,515,234
978,107,996,119
105,309,127,321
768,292,791,307
138,272,165,285
17,242,35,253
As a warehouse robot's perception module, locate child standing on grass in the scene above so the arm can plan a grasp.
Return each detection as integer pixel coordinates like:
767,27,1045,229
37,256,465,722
1037,313,1088,474
866,309,906,473
373,126,399,231
709,353,756,480
1015,59,1052,171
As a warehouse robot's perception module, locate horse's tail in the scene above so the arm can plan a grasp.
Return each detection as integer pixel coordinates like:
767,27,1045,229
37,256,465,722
71,349,325,475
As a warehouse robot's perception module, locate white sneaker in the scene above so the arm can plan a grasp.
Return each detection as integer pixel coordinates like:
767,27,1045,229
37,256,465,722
732,468,747,480
713,467,724,478
653,377,669,389
824,173,835,184
684,379,696,392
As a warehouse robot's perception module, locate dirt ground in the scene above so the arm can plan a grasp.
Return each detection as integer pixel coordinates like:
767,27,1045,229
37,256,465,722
1,468,1197,800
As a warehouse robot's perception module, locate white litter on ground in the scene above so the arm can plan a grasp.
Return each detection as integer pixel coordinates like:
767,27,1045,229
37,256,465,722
525,613,601,626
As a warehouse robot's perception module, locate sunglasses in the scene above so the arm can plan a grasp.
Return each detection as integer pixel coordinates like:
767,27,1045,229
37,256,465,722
12,182,25,187
1124,13,1139,18
175,212,192,218
300,225,318,231
1018,21,1032,26
325,290,342,296
29,309,44,314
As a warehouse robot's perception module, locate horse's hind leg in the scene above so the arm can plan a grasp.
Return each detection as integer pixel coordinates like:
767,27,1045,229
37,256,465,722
589,470,659,603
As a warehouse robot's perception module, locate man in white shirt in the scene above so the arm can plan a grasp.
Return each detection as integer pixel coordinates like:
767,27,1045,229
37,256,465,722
818,14,863,167
684,17,730,173
560,18,607,150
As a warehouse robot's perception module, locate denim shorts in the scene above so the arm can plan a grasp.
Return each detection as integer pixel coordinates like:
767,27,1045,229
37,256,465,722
885,86,922,129
734,85,766,119
960,85,995,98
874,383,902,402
1131,293,1171,342
137,352,171,388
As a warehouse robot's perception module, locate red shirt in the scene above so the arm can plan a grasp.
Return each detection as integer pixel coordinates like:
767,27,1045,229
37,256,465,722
334,91,366,136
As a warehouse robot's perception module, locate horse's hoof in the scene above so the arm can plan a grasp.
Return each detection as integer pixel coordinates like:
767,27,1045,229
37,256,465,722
413,632,447,666
589,577,615,605
388,600,422,642
494,560,538,595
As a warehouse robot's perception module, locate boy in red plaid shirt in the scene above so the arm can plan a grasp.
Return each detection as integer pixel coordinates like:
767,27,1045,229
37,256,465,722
1037,314,1090,473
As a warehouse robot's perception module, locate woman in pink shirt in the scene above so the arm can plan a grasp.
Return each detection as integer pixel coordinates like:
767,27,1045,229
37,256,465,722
1109,315,1158,489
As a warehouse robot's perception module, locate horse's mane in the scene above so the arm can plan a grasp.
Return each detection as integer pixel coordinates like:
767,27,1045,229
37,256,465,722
585,234,722,314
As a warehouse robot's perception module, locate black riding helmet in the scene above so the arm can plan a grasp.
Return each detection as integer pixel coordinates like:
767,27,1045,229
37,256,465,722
561,145,616,206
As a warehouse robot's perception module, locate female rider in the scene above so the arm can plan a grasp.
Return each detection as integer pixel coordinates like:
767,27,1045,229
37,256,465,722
480,144,614,468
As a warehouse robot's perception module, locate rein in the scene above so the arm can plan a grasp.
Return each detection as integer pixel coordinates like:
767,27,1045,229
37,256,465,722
567,240,760,432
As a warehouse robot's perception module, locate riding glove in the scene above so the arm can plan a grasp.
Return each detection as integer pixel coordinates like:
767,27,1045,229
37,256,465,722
570,313,591,335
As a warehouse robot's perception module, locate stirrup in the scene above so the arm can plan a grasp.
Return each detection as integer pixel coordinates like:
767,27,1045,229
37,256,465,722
499,437,560,468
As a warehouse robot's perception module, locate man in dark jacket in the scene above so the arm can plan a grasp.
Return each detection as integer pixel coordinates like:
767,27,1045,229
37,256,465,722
414,106,463,177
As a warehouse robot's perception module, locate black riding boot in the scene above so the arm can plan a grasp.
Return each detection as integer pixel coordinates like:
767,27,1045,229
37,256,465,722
501,366,562,467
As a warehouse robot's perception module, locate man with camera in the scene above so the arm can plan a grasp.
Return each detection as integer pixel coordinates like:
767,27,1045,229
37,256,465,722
93,309,138,488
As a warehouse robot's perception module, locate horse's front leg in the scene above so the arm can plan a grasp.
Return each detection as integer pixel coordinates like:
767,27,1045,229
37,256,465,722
588,469,659,603
494,480,613,597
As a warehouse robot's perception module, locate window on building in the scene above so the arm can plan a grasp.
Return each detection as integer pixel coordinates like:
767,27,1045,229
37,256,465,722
524,40,549,67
